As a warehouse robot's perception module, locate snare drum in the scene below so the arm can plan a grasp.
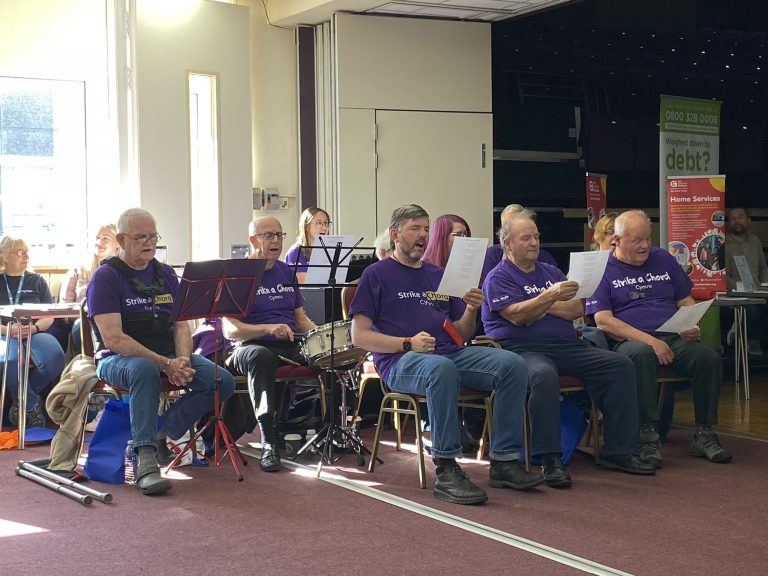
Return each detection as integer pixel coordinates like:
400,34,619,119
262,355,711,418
301,320,367,369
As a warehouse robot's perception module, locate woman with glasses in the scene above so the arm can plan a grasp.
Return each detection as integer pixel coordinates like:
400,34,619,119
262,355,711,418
592,212,619,251
284,207,332,283
0,236,66,428
59,224,120,353
422,214,472,268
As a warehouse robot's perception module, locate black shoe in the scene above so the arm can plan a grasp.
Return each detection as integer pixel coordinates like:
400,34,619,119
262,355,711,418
489,460,546,490
541,455,572,489
260,446,282,472
598,454,656,475
25,405,46,428
135,447,172,495
433,460,487,505
638,424,663,468
7,399,19,427
690,427,732,463
156,437,175,466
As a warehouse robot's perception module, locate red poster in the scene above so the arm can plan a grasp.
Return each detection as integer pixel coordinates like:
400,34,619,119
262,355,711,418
666,175,726,299
585,173,607,242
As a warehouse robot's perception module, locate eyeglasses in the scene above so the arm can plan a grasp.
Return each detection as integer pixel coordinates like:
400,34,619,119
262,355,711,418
449,232,468,238
125,233,162,245
12,250,28,257
254,232,287,241
311,220,332,227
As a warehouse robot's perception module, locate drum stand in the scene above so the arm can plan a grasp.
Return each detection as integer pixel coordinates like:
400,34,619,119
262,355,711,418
294,252,378,474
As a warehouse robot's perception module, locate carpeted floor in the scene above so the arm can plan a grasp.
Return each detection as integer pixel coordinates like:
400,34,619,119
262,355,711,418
1,423,765,576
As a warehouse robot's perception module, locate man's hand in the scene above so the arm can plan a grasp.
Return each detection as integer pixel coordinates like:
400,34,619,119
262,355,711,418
411,331,436,354
462,287,484,312
650,338,674,365
679,325,700,342
269,324,295,341
544,280,579,301
164,356,196,387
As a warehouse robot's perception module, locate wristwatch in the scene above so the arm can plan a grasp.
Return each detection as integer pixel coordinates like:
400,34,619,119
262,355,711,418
402,337,412,352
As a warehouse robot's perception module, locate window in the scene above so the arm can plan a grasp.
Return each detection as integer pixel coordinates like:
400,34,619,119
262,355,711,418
0,77,87,266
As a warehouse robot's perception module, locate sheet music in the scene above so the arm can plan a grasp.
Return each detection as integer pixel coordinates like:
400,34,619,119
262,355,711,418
732,255,756,292
305,235,357,285
436,237,487,297
567,250,610,299
656,299,714,333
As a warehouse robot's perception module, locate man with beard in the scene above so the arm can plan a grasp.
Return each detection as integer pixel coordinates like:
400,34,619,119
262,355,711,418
350,204,543,505
725,207,768,355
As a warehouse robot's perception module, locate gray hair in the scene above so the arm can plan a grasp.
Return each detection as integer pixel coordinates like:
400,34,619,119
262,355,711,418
389,204,429,232
614,210,650,237
117,208,155,234
498,214,536,246
373,229,393,260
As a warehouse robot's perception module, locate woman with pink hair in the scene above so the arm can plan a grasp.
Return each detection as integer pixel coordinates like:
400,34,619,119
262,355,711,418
422,214,471,268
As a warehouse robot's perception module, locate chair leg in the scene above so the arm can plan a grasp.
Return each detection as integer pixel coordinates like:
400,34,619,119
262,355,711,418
367,400,387,474
412,399,426,489
523,406,531,472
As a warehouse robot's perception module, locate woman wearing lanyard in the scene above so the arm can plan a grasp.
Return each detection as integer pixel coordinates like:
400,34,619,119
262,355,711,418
0,236,65,428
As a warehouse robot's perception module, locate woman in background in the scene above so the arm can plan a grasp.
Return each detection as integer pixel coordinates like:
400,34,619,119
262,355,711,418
0,236,66,428
592,212,618,251
422,214,471,268
284,207,331,283
59,224,119,352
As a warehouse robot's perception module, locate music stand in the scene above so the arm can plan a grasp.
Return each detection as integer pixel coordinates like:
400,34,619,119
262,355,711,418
164,258,267,481
295,237,379,474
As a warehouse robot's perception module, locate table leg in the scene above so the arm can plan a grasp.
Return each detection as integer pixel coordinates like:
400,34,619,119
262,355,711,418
735,306,751,400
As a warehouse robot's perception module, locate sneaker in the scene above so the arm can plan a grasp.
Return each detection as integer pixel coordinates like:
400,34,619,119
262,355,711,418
25,404,46,428
488,459,546,490
690,428,732,463
433,459,488,505
638,423,663,469
598,454,656,475
7,399,19,427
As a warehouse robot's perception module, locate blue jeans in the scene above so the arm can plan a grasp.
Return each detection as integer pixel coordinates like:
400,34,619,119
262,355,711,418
96,353,235,449
1,333,66,411
387,346,528,461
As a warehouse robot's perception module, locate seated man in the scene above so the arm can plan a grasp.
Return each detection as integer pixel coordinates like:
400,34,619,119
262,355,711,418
350,204,544,506
587,210,731,467
87,208,235,495
724,207,768,355
222,216,316,472
482,215,654,487
481,204,560,282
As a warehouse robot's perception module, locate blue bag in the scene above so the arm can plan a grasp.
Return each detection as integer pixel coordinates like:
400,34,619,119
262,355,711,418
83,399,132,484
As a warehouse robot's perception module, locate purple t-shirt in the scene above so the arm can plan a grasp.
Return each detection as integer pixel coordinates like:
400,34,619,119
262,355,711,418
482,244,559,281
585,247,693,334
284,244,309,274
348,258,466,382
482,259,577,340
239,260,304,339
86,260,180,358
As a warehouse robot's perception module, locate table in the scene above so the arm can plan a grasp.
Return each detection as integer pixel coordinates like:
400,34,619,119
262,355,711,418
712,295,766,400
0,303,81,449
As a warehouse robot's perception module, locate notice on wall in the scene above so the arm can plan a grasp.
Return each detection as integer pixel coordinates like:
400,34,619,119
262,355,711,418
585,172,607,245
666,175,726,299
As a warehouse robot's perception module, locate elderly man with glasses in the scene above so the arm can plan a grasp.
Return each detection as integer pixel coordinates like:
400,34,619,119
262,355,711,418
221,216,317,472
87,207,236,495
586,210,731,469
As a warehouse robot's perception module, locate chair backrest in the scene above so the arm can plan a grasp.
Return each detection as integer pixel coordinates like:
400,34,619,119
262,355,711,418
340,283,358,320
80,301,96,358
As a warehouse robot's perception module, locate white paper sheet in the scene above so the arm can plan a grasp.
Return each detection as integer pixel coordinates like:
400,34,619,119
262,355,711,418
304,235,357,285
732,254,756,292
566,250,610,299
656,299,714,333
436,237,487,297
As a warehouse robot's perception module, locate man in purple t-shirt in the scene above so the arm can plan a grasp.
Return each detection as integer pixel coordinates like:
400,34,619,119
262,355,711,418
222,216,316,472
350,204,543,506
87,208,235,495
483,216,654,485
481,204,559,282
586,210,731,467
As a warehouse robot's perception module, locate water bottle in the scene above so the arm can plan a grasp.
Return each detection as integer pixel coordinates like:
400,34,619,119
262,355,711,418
304,429,317,457
124,440,136,485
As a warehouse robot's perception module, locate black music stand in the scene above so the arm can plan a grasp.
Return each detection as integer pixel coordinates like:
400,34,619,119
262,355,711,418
164,258,267,481
294,237,379,474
